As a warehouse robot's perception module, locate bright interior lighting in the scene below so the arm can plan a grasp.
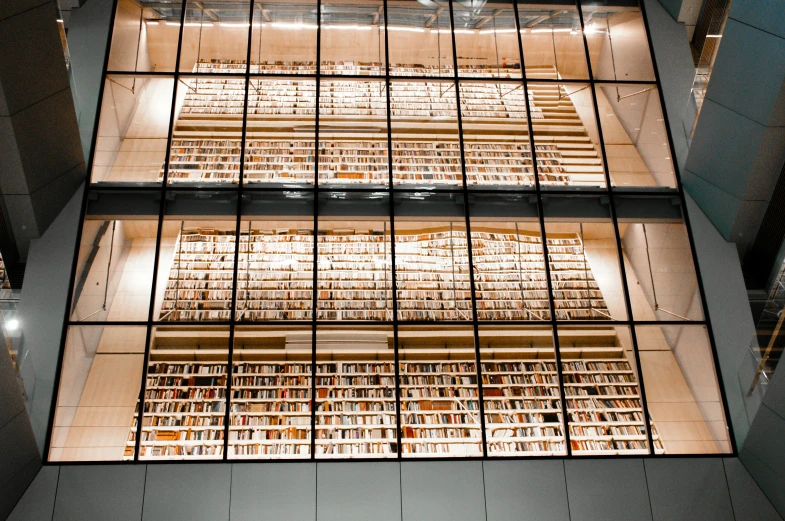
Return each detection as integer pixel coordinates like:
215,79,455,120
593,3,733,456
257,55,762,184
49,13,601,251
452,29,475,34
220,22,250,27
479,28,516,34
56,19,64,23
325,25,372,31
185,22,213,27
706,34,722,38
5,319,19,331
584,25,598,34
145,20,160,25
270,22,317,30
165,22,181,26
388,26,426,33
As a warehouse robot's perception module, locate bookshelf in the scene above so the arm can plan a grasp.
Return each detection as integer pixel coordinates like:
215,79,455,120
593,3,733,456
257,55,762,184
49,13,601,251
126,330,662,459
160,60,601,186
158,227,609,323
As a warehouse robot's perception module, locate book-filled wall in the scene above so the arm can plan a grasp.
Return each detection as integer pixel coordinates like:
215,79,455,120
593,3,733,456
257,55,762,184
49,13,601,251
125,330,662,460
159,60,599,186
158,227,610,322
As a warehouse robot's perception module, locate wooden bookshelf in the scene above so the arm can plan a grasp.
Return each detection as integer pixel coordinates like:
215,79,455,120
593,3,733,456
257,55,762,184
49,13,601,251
126,332,662,459
158,227,609,322
161,60,601,186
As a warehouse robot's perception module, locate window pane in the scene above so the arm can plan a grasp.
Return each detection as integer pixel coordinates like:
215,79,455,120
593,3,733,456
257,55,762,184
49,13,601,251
180,0,251,73
244,78,316,185
250,0,318,73
315,325,397,458
596,84,676,188
391,80,461,186
167,76,246,185
518,0,589,79
460,81,533,188
387,0,453,77
468,193,548,321
543,195,627,321
229,325,313,458
139,326,229,460
319,80,389,187
636,325,730,454
480,326,566,456
580,0,655,81
237,192,314,322
156,192,239,322
559,326,653,455
50,326,146,461
399,326,482,457
528,82,605,187
108,0,181,72
320,0,386,75
317,192,391,321
453,1,521,78
69,191,160,322
616,196,704,321
395,192,472,322
91,75,174,185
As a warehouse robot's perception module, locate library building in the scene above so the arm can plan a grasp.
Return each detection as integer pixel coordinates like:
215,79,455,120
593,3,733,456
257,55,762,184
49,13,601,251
49,0,729,462
5,0,785,519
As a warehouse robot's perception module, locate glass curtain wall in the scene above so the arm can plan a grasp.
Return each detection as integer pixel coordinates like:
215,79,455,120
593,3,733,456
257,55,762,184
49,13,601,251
49,0,732,462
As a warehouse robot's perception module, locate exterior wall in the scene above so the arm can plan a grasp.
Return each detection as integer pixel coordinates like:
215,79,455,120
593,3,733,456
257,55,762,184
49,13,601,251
7,458,782,521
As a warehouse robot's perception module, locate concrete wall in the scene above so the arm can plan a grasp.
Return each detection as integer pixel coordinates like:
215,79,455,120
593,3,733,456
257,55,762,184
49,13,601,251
6,458,782,521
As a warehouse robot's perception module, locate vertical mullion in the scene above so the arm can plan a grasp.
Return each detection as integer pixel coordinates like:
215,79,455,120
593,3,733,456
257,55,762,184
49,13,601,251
512,0,573,457
134,0,189,461
446,0,488,457
222,0,255,462
382,0,403,460
637,0,736,454
44,0,123,462
576,0,656,455
310,0,323,460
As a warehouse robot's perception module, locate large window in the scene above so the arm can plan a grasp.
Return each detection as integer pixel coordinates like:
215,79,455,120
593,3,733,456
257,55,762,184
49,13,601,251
50,0,732,462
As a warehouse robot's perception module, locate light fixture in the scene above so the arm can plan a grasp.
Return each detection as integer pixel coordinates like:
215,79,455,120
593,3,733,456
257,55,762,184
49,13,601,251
220,22,250,27
324,25,372,31
165,21,181,26
270,22,318,30
5,319,19,331
185,22,213,27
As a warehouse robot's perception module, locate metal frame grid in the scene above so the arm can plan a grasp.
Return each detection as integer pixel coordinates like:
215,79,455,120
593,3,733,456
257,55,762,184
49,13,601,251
44,0,737,463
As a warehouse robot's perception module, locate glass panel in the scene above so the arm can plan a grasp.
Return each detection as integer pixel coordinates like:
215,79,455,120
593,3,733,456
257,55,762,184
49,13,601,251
387,0,453,77
468,193,548,321
108,0,182,72
399,325,481,457
91,75,174,185
558,325,652,455
317,192,392,321
229,325,313,459
244,77,316,185
528,81,605,188
139,326,229,460
543,195,627,321
155,192,239,322
315,325,397,458
69,191,160,322
517,0,589,80
580,0,655,82
615,196,704,321
390,79,461,187
480,326,566,456
636,325,730,454
452,1,521,78
395,192,473,322
318,80,389,187
250,0,318,73
167,75,246,185
50,326,146,461
180,0,252,73
237,191,314,322
320,0,386,75
596,84,676,188
459,81,533,188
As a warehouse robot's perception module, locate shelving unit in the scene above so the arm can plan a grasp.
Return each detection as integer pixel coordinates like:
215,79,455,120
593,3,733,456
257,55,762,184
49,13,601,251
126,333,662,459
159,227,609,322
161,60,600,186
